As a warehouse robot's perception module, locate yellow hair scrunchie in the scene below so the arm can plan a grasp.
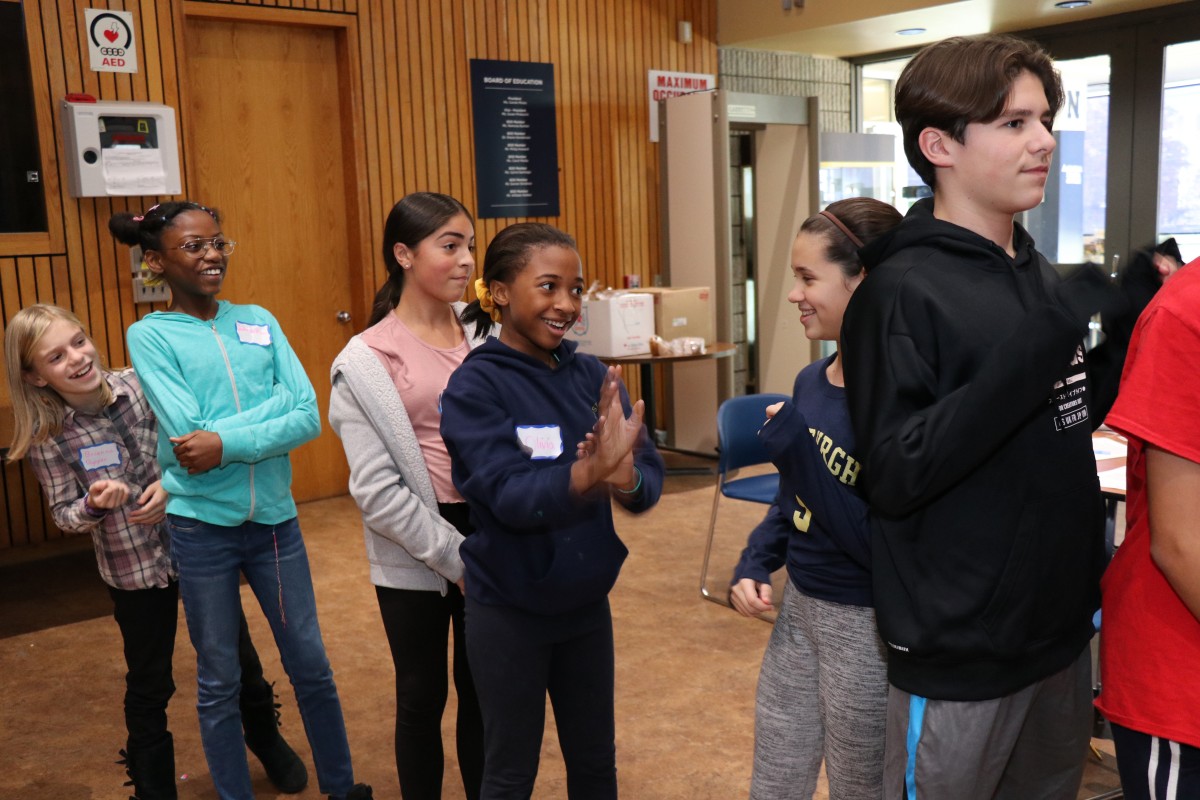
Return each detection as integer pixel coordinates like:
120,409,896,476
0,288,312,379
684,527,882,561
474,277,503,324
140,261,165,288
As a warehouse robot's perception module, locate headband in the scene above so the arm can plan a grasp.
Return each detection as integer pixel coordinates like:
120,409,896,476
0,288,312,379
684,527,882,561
819,210,864,249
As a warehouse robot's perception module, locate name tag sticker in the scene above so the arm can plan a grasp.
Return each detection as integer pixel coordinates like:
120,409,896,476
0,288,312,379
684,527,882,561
515,425,563,460
235,321,272,346
79,441,122,471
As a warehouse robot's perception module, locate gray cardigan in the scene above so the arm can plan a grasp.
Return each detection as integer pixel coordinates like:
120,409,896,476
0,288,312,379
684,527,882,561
328,304,490,592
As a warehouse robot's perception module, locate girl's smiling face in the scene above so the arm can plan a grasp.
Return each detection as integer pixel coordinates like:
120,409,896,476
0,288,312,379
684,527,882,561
398,212,476,304
786,230,863,342
143,210,229,314
493,244,584,365
22,319,103,408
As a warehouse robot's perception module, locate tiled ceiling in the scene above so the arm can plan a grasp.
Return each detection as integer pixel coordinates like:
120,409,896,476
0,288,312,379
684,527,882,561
717,0,1196,58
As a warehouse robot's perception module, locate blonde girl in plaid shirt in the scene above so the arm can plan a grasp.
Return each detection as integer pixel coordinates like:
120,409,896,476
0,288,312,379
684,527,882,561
5,303,306,800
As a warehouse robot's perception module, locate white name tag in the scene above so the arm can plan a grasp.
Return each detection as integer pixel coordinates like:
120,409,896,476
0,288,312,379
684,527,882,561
235,321,272,346
515,425,563,460
79,441,122,471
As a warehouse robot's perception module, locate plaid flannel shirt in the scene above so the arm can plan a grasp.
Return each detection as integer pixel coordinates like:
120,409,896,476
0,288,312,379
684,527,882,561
27,369,174,590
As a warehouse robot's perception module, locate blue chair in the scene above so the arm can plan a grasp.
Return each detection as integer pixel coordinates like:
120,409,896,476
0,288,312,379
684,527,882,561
699,392,789,607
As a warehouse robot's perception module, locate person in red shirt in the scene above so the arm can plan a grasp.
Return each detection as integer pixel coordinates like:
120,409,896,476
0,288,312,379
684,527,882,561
1098,257,1200,800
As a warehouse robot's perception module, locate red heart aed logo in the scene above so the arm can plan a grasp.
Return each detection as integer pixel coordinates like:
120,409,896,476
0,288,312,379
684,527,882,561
103,29,118,42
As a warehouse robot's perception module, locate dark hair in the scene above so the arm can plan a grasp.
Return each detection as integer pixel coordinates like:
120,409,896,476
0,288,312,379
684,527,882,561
461,222,578,338
108,201,221,252
896,34,1063,188
368,192,474,328
799,198,903,279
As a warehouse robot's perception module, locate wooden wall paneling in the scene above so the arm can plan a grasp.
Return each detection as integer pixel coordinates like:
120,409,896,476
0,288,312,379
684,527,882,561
563,0,584,242
3,463,26,547
405,1,428,193
448,0,470,208
450,2,472,216
50,256,71,321
598,0,616,288
361,0,385,295
581,0,600,273
137,0,164,103
338,14,372,325
423,0,448,192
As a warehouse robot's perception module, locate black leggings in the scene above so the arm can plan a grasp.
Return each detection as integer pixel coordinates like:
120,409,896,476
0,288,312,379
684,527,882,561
374,502,484,800
466,596,616,800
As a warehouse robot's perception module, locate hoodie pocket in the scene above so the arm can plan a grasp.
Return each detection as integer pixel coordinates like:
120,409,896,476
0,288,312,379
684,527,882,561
978,483,1102,656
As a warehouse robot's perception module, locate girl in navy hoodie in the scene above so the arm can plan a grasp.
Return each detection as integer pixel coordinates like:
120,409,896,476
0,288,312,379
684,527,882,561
440,222,664,799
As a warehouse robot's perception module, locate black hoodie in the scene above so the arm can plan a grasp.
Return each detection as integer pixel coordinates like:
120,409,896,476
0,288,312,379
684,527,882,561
841,199,1105,701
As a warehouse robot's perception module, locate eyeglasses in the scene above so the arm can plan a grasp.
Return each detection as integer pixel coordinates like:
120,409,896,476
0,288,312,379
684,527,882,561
171,237,236,257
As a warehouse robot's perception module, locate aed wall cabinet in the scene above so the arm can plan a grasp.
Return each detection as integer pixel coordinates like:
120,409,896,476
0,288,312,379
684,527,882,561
60,100,182,197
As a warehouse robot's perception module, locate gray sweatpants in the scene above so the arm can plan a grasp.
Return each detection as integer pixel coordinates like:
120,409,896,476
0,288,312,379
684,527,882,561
750,582,888,800
882,645,1093,800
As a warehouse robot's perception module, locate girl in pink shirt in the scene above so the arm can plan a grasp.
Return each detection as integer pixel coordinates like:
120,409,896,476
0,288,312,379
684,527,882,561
328,193,486,799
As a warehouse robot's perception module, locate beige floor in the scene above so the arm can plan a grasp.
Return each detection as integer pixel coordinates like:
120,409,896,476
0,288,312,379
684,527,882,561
0,461,1121,799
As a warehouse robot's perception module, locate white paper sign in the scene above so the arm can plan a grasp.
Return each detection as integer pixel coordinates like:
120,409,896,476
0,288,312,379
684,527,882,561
79,442,122,471
515,425,564,460
648,70,715,142
236,322,273,346
102,148,167,195
84,9,139,74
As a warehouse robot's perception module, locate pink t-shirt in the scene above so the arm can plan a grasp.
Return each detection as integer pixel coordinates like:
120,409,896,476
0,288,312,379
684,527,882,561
360,312,469,503
1098,261,1200,748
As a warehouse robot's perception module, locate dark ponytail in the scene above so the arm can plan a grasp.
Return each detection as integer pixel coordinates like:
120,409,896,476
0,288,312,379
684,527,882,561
462,222,577,339
799,197,902,280
108,201,220,253
368,192,473,329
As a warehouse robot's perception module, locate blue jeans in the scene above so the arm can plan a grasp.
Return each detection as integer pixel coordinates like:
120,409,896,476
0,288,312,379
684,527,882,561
168,514,355,799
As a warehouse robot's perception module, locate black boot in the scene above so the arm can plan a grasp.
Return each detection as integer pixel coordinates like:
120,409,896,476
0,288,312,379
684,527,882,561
118,734,178,800
241,680,308,793
329,784,373,800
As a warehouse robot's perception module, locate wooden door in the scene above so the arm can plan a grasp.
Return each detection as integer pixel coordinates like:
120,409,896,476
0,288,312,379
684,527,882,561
184,16,356,501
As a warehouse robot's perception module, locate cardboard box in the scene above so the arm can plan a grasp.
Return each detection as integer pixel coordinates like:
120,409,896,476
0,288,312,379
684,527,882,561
566,292,654,357
634,286,714,344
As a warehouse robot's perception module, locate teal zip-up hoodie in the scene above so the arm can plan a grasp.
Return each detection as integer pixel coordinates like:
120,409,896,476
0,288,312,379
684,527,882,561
127,301,320,526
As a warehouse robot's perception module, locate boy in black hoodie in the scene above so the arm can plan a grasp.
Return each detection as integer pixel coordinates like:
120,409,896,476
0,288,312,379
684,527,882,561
841,34,1124,799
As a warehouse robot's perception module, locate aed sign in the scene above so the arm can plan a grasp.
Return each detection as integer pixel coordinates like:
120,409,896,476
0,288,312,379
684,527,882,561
84,9,139,74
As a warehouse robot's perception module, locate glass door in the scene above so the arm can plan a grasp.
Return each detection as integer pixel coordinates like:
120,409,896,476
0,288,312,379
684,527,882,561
1158,40,1200,261
1023,54,1112,270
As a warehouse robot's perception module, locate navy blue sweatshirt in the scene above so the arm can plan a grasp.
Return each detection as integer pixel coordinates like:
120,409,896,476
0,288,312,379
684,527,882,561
440,338,664,614
841,199,1105,701
733,355,872,607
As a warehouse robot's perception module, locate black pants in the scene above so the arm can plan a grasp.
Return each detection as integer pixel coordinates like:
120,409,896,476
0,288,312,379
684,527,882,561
110,582,179,751
466,596,616,800
109,581,273,751
374,502,484,800
1112,722,1200,800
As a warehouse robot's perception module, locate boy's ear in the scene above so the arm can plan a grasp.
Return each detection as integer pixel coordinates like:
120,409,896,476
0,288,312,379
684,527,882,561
918,127,955,169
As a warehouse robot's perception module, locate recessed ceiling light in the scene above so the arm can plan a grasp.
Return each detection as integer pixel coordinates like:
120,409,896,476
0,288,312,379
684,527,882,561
896,27,927,36
1055,1,1092,8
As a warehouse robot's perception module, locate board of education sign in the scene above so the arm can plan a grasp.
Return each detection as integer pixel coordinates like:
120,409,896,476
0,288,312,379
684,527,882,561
470,59,560,219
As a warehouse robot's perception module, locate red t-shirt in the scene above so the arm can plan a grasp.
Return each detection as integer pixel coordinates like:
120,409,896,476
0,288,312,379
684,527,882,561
1098,260,1200,748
